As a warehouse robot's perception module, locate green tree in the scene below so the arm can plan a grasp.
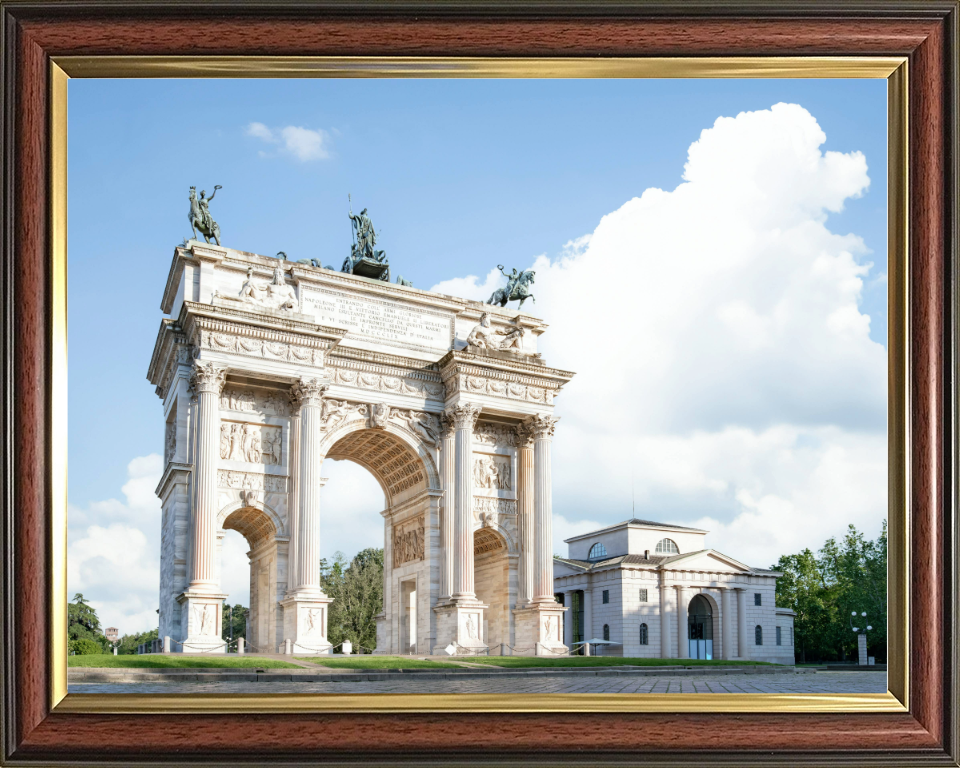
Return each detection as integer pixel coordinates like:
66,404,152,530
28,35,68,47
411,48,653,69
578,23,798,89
116,628,159,655
68,638,104,656
222,604,248,644
67,593,109,652
772,522,887,664
321,548,383,652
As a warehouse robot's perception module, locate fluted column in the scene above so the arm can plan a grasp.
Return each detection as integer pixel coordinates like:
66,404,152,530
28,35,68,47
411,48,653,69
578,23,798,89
660,580,672,658
675,584,690,658
286,404,302,592
439,413,456,600
721,587,733,660
451,403,481,600
530,414,559,603
516,422,536,605
188,362,226,592
736,587,748,659
291,378,327,595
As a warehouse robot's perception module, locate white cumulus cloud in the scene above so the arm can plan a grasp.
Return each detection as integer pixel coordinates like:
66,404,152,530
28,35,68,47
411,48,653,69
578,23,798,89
68,454,164,634
433,102,887,566
245,122,331,162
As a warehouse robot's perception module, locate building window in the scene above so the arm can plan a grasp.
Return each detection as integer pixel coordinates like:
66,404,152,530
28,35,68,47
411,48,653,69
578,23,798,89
639,623,649,645
602,590,609,604
754,593,762,606
603,624,610,641
588,542,608,560
755,625,763,645
639,588,648,602
655,538,679,554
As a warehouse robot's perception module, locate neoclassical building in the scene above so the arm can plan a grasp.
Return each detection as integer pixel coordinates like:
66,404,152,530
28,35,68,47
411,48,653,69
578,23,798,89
553,519,796,664
147,241,572,654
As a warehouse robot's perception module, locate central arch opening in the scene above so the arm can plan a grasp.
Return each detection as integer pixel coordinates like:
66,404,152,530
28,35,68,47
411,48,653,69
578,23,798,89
688,593,714,660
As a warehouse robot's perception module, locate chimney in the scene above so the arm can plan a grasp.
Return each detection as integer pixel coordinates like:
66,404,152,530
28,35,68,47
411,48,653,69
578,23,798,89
644,550,650,560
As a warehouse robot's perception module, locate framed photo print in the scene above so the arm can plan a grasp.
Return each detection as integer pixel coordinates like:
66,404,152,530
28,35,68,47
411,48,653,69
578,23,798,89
0,2,957,766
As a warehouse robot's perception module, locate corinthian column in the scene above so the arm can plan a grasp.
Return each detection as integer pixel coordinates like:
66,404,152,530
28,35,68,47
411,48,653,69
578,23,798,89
451,403,481,601
286,399,302,593
439,413,456,600
530,414,559,603
291,378,327,595
516,421,536,605
675,584,690,658
188,362,226,593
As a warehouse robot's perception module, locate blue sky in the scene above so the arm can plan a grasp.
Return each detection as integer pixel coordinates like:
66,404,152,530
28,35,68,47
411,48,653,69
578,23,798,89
67,78,887,630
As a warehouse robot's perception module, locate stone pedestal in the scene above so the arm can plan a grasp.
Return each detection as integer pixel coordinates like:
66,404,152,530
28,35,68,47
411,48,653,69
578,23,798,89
433,601,488,654
514,604,567,656
280,593,334,654
177,591,227,654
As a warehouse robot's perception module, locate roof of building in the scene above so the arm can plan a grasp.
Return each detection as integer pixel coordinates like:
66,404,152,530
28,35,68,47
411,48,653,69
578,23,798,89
563,517,708,543
554,549,780,576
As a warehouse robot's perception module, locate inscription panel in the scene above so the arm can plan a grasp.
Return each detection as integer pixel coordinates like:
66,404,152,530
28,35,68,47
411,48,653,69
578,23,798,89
301,287,453,352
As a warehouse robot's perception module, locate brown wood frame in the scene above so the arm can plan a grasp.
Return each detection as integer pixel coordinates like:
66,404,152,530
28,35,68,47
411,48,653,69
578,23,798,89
1,2,957,765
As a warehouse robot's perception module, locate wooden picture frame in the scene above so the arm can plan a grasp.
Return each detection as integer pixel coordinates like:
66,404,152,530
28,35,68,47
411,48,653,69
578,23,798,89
1,1,957,764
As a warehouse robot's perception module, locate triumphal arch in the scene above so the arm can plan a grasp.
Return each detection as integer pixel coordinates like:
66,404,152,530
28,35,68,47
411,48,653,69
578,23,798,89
148,239,574,654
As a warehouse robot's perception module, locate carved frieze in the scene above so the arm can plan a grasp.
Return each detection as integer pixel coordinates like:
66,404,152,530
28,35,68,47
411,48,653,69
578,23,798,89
473,454,512,491
217,470,287,494
330,366,445,400
393,515,425,568
473,497,518,518
393,410,441,447
474,422,520,447
219,422,283,465
199,329,324,368
219,387,290,417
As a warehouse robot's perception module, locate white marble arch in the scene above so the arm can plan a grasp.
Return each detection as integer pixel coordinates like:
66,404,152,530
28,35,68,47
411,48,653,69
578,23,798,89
148,241,575,656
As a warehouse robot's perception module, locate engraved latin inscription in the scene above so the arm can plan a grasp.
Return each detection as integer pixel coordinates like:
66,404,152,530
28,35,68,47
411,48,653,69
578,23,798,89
301,288,452,350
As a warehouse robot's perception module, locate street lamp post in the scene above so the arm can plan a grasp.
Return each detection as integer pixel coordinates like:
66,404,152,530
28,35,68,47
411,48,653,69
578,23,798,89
849,610,873,666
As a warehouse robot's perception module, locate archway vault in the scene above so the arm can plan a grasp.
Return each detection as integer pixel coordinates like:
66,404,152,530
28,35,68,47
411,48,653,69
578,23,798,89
218,501,284,551
324,425,437,505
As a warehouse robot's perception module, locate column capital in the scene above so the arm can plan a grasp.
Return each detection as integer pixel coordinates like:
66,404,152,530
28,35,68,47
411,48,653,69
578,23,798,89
439,411,457,439
190,362,227,395
529,413,559,440
291,377,328,408
450,402,481,431
515,420,536,448
733,586,747,592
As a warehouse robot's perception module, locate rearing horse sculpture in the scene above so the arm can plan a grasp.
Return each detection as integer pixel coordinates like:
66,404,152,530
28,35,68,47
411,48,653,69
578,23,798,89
188,185,222,246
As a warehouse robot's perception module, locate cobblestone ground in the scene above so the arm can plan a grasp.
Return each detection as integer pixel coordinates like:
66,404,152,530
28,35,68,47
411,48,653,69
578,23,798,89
69,671,886,695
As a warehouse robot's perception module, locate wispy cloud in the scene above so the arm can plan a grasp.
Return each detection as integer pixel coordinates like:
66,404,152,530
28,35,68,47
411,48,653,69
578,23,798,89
245,122,332,162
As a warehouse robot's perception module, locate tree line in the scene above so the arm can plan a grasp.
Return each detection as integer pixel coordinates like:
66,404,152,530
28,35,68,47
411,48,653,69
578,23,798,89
773,521,887,663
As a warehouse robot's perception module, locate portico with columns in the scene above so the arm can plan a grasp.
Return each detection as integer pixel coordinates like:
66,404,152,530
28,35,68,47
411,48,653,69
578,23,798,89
554,519,796,663
149,240,573,655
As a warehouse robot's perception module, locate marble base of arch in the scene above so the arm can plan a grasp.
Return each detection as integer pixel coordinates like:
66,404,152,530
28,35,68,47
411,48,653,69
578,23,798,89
176,590,228,654
513,603,568,656
432,601,489,655
280,593,334,655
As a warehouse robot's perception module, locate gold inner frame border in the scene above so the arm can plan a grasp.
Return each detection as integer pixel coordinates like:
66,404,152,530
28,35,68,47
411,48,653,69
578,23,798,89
49,55,909,714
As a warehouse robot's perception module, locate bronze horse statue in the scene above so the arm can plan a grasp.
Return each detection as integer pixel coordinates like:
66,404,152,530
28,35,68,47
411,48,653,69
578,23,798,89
188,185,222,246
487,268,536,310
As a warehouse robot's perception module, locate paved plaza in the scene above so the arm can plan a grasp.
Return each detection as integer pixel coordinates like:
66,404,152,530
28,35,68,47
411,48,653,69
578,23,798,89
69,670,886,695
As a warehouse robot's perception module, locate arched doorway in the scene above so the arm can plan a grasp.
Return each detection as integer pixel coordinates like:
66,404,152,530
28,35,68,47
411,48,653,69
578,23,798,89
217,502,285,653
688,594,714,659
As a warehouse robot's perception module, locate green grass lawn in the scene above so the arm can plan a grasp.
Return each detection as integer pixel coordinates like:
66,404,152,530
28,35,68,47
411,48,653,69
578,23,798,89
457,656,780,668
67,655,302,669
305,656,465,669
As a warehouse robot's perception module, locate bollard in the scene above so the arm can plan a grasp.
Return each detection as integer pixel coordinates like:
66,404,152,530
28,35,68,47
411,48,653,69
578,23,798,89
285,638,292,655
341,640,352,655
163,635,171,653
237,637,244,655
113,646,117,656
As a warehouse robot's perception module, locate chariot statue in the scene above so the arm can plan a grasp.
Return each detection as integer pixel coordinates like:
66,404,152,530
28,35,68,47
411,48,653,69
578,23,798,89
188,185,222,246
487,265,535,310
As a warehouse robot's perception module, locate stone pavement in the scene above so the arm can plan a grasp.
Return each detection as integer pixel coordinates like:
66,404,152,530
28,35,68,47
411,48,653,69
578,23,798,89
68,670,886,695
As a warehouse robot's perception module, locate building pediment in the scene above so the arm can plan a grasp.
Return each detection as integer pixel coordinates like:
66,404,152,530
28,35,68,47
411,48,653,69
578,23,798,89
658,549,752,573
